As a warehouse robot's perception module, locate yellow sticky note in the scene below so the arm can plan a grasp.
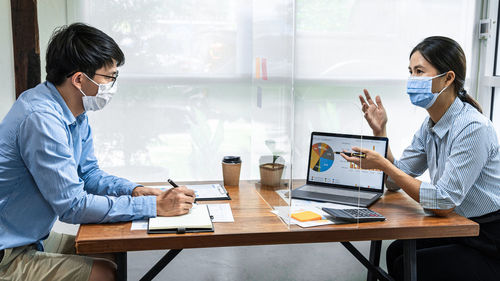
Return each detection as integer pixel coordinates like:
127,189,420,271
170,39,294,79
291,211,322,222
255,57,261,79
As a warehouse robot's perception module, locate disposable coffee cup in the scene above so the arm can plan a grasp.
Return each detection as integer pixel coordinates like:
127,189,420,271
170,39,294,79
222,156,242,186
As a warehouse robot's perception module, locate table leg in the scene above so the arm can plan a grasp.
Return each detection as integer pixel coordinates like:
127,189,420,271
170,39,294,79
115,252,127,281
403,239,417,281
367,240,382,281
140,249,182,281
341,242,393,281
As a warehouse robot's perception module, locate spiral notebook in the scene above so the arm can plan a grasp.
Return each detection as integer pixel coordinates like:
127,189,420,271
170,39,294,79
148,204,214,234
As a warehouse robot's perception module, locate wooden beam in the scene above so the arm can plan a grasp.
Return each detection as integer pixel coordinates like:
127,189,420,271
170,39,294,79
10,0,41,99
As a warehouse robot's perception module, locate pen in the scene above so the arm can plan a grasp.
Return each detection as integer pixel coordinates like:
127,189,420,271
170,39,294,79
167,179,179,188
335,151,366,158
167,179,197,205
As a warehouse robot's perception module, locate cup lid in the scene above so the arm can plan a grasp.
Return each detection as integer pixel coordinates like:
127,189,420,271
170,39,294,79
223,156,241,164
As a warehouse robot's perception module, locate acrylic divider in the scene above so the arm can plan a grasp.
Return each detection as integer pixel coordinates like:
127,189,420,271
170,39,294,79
250,0,295,228
290,92,369,230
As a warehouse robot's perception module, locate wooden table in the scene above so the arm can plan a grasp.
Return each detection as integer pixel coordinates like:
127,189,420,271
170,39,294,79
76,181,479,281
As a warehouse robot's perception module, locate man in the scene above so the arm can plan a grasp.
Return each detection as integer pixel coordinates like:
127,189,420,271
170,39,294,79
0,23,195,281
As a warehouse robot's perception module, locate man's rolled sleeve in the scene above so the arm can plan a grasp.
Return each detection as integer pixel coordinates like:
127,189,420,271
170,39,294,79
132,195,157,218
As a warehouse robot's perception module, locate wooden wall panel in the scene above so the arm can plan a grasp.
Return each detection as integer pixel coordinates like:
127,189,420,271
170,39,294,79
10,0,40,99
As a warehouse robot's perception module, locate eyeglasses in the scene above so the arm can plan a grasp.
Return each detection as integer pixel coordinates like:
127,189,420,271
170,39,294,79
66,70,119,87
94,71,119,87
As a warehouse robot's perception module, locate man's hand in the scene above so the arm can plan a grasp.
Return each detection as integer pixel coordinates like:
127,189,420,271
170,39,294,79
132,186,163,197
156,186,196,216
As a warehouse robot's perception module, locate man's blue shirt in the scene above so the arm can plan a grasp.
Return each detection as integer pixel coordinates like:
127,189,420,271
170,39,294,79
0,82,156,250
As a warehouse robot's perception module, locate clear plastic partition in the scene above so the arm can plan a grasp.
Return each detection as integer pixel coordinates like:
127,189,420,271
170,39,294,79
291,80,427,228
250,0,295,228
36,0,451,230
56,0,297,227
290,97,366,229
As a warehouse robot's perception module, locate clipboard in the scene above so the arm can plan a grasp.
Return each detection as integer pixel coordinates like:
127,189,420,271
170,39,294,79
146,183,231,201
187,184,231,201
148,204,215,234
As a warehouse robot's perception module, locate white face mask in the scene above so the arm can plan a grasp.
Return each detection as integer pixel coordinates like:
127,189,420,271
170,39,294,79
78,73,117,111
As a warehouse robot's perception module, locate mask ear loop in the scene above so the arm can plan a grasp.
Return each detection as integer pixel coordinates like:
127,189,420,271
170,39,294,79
78,88,88,97
72,72,88,97
82,73,100,87
434,71,451,95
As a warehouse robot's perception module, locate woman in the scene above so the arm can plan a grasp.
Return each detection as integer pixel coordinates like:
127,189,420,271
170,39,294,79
342,36,500,280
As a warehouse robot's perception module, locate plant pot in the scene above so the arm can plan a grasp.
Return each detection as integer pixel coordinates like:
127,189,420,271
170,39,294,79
259,163,284,187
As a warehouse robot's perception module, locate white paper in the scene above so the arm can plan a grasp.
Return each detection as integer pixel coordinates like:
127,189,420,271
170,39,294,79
188,184,228,199
275,189,290,202
272,189,361,227
272,205,339,227
131,220,148,230
147,184,228,200
207,203,234,222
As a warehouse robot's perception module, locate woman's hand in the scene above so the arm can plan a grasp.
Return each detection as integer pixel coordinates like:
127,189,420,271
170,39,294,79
340,147,389,171
360,89,388,136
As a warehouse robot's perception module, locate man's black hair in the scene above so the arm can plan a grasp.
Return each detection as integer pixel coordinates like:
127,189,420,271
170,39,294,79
45,23,125,85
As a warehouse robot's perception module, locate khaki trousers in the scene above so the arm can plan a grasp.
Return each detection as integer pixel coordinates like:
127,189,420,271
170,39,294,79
0,232,105,281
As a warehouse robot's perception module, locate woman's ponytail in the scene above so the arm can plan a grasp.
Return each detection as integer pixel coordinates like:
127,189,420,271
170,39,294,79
458,88,483,113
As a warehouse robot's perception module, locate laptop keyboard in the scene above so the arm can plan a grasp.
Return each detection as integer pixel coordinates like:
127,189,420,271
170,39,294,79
299,185,377,200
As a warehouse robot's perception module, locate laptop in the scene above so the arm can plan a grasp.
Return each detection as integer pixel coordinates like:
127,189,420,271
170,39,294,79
291,132,389,207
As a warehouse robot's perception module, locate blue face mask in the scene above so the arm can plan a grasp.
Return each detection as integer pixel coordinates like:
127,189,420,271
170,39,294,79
406,72,449,109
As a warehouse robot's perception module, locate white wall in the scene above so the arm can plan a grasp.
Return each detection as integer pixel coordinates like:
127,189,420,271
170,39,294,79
0,0,15,120
0,0,67,121
37,0,67,81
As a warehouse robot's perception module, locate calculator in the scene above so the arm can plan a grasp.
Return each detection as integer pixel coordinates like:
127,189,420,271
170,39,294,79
322,207,386,222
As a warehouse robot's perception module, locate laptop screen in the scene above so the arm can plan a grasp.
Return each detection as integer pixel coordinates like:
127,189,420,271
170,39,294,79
307,132,388,192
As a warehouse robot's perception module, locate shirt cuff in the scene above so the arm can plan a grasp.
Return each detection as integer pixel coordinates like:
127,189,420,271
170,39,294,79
419,182,455,210
132,195,157,219
122,182,142,196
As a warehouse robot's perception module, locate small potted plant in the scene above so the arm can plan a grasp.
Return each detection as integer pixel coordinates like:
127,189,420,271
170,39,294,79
259,140,285,187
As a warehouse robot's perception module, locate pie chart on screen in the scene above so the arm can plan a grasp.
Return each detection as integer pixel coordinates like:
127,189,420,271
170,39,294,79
310,143,335,172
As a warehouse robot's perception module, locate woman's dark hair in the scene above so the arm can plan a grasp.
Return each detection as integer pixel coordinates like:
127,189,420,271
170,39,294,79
410,36,482,113
46,23,125,85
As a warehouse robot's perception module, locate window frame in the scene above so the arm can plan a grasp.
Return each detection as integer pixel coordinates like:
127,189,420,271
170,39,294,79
476,0,500,119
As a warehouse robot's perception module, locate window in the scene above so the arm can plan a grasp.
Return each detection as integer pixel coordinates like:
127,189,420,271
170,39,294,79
477,0,500,139
37,0,479,182
292,0,478,178
68,0,294,181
